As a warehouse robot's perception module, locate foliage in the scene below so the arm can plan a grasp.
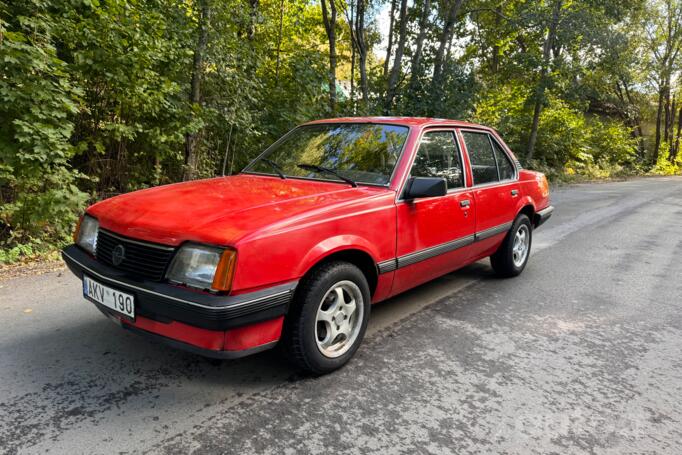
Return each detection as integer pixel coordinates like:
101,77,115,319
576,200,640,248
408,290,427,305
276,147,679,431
476,88,641,178
651,143,682,175
0,0,88,250
0,0,680,262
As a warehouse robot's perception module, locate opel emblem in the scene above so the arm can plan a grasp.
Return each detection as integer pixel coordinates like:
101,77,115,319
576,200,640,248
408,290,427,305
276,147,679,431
112,244,126,266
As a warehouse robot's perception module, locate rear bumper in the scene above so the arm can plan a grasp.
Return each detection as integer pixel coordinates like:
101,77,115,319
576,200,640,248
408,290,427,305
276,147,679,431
62,244,295,357
535,205,554,227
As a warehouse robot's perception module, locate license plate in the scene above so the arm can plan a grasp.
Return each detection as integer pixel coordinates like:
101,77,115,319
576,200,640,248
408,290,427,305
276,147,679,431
83,275,135,319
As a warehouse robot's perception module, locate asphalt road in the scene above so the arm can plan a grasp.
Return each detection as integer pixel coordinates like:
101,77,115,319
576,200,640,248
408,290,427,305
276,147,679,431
2,176,682,454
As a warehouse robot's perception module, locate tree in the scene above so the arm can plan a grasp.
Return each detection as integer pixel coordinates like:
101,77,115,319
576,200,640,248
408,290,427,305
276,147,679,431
432,0,465,89
354,0,369,110
321,0,338,114
526,0,563,162
184,0,211,181
384,0,409,113
646,0,682,162
673,104,682,160
383,0,397,78
408,0,431,94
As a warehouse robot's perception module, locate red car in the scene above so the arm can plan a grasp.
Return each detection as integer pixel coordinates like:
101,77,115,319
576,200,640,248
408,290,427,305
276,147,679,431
63,117,553,374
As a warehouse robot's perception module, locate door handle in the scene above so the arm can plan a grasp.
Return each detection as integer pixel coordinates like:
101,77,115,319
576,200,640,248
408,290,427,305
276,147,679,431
460,199,470,208
511,189,519,197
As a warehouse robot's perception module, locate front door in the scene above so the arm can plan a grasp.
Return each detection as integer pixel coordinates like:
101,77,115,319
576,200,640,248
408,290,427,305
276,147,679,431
392,129,477,295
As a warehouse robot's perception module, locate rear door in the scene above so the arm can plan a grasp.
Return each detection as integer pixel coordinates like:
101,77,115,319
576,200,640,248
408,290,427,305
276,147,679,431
392,129,476,295
459,130,520,254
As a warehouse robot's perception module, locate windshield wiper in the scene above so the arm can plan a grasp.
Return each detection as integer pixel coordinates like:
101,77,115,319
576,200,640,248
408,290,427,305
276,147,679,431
297,163,357,187
261,158,286,179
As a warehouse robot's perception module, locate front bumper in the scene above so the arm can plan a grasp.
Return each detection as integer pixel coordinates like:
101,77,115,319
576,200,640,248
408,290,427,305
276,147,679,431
62,244,296,357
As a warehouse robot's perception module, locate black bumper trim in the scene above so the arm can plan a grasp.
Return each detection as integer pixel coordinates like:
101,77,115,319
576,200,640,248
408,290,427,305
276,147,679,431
536,205,554,227
474,222,513,242
62,245,296,330
397,234,476,268
377,259,398,274
122,324,278,359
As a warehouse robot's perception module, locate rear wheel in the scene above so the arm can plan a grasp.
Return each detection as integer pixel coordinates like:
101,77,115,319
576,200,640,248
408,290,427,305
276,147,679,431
490,214,532,277
282,261,370,375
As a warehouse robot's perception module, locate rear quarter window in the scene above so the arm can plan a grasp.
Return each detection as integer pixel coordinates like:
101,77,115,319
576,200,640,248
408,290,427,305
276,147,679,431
491,139,515,181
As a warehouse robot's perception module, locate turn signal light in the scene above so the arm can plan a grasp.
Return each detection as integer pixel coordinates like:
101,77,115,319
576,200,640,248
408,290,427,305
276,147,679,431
212,249,237,292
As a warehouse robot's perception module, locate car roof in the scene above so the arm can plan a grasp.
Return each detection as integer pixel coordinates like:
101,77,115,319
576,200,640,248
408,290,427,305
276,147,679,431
303,116,490,130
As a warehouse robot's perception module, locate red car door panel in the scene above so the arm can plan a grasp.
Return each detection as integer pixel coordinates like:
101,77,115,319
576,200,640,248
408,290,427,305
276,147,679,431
459,129,520,257
391,129,476,296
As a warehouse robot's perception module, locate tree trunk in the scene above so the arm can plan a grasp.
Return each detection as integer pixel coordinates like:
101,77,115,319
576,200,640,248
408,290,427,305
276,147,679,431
671,105,682,162
383,0,397,79
490,6,501,73
350,26,356,109
670,96,677,145
183,0,210,181
321,0,337,114
408,0,431,94
622,81,644,140
653,85,664,163
347,0,355,108
384,0,408,113
526,0,562,162
618,80,645,156
431,0,464,88
664,84,672,144
355,0,369,111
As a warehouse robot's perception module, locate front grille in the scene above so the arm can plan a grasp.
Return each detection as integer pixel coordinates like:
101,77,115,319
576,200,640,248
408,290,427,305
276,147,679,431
96,230,175,281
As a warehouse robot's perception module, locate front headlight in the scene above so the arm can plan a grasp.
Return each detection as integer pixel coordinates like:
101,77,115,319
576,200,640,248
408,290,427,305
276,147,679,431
166,244,237,292
75,215,99,254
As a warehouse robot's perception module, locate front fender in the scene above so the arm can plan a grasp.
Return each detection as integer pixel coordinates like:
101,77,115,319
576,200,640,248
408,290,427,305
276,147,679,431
295,235,380,278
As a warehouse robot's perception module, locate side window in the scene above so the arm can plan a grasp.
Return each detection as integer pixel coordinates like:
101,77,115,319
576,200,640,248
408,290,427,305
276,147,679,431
492,138,515,180
462,131,498,185
410,131,464,189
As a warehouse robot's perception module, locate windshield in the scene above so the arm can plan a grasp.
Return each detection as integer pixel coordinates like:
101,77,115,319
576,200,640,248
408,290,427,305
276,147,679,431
243,123,410,185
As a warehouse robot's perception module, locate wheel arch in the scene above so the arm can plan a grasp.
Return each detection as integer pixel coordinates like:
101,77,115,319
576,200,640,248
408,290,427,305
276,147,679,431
296,239,380,298
517,203,538,227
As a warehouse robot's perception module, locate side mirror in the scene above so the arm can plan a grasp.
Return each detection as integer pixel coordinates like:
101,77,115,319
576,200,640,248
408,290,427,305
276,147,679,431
403,177,447,199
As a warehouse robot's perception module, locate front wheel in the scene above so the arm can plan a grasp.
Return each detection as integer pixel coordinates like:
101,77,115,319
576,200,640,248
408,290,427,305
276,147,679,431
282,261,371,375
490,214,532,277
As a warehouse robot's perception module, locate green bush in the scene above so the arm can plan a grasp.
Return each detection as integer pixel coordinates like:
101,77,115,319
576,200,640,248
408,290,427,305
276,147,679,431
650,143,682,175
0,0,88,256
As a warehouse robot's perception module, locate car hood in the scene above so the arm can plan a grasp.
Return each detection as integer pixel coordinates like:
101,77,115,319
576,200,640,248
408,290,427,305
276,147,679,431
88,174,391,246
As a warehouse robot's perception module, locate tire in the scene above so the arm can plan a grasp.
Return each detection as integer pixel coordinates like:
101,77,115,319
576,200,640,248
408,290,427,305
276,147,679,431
282,261,371,375
490,214,532,278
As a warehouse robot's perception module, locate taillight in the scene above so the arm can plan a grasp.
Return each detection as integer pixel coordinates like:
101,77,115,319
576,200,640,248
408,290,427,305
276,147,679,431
540,175,550,198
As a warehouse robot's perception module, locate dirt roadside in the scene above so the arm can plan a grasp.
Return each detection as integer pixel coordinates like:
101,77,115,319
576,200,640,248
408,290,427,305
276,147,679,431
0,258,65,282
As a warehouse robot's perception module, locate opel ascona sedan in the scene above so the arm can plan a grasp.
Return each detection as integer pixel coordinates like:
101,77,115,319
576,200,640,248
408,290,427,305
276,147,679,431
63,117,553,374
